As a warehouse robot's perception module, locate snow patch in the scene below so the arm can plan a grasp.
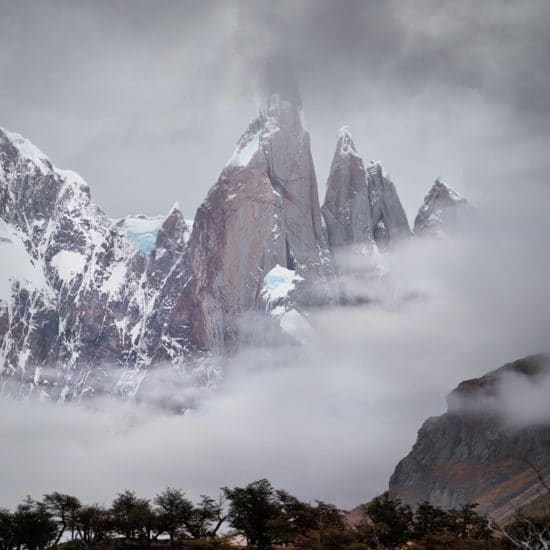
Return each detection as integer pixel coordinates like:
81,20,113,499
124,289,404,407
101,263,127,296
0,220,47,300
50,250,87,284
261,264,303,309
227,131,260,167
336,126,359,158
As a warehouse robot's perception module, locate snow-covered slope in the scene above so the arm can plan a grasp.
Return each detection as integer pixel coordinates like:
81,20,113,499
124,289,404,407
0,128,204,400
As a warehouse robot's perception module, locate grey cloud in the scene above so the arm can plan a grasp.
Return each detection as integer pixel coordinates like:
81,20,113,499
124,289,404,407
1,0,549,220
1,188,549,509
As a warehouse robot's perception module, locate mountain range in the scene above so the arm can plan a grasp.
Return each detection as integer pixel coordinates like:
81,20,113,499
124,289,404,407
0,81,467,400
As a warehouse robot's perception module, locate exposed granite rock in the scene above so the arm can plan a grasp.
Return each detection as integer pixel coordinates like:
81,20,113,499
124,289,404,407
322,127,373,254
367,162,411,249
389,354,550,521
134,205,195,365
184,80,333,352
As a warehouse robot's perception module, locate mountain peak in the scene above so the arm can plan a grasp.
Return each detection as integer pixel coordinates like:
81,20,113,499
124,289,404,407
0,127,52,172
336,126,359,157
429,177,466,203
414,178,468,236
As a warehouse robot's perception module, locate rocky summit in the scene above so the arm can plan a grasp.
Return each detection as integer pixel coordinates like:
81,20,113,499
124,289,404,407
184,76,332,354
414,177,469,237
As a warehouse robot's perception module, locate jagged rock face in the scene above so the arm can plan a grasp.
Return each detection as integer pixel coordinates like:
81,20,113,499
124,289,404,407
321,127,412,254
321,127,373,254
185,89,332,352
414,178,468,236
367,162,411,248
134,206,195,364
0,128,200,399
0,128,144,377
389,354,550,521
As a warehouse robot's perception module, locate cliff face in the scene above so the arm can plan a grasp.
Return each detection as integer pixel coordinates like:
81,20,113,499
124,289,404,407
389,354,550,521
367,162,411,249
185,87,333,352
322,127,373,254
321,127,412,255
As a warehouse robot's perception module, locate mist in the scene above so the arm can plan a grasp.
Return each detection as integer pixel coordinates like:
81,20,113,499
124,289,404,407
1,183,549,511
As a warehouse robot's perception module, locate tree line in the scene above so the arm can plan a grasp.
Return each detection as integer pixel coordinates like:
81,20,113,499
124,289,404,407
0,479,545,549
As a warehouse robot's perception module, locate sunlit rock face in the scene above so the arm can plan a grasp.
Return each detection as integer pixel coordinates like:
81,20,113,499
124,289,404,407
414,178,469,237
184,70,333,353
389,354,550,521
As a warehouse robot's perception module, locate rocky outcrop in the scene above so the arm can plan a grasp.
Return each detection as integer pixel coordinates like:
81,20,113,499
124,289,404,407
184,77,333,352
321,127,412,254
414,178,468,237
134,205,195,365
321,127,373,254
389,354,550,521
367,162,411,249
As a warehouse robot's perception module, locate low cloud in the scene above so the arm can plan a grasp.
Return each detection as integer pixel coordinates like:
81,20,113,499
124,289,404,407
1,187,549,511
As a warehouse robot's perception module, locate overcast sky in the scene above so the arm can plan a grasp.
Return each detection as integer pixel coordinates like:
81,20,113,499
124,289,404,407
1,0,549,220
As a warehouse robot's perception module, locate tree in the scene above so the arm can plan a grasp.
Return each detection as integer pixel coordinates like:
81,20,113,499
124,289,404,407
111,490,155,542
12,497,57,550
185,495,227,539
358,492,413,548
154,487,193,543
73,505,112,548
223,479,282,550
0,510,14,550
494,452,550,549
43,492,82,545
272,491,318,545
413,500,449,541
